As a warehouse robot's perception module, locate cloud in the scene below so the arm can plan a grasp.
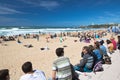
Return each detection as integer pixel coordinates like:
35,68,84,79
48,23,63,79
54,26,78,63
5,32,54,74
0,6,23,14
104,12,116,17
83,0,112,7
98,16,104,19
0,16,17,22
104,11,120,19
40,1,59,10
20,0,60,10
93,11,120,24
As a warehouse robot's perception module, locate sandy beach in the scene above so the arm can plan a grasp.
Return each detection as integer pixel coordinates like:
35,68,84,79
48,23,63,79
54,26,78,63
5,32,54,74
0,32,119,80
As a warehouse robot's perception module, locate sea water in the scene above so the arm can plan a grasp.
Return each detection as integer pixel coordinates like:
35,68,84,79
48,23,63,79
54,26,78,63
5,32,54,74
0,26,105,36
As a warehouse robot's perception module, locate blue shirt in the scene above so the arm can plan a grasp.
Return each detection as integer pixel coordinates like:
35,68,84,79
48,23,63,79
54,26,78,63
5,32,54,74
100,45,107,55
93,49,102,61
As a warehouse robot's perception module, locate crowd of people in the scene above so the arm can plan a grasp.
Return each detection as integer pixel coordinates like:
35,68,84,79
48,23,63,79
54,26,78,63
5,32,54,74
0,31,120,80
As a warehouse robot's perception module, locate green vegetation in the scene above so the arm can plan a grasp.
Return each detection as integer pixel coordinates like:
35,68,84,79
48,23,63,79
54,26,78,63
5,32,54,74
80,23,119,29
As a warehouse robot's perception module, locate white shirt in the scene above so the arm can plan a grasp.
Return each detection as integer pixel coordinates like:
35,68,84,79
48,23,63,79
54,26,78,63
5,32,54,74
20,70,46,80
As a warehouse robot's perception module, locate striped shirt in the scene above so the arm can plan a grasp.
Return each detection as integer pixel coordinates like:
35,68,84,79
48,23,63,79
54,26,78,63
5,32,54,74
52,56,72,80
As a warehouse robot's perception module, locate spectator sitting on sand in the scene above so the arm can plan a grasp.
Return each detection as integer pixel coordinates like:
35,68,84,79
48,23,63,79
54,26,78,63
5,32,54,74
74,46,94,72
99,40,107,56
19,61,46,80
110,36,117,50
93,41,103,63
0,69,10,80
106,39,114,54
88,45,98,68
52,48,72,80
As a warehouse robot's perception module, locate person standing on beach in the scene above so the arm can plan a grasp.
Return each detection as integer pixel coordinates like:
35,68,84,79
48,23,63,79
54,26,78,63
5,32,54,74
19,61,46,80
52,48,72,80
36,34,39,41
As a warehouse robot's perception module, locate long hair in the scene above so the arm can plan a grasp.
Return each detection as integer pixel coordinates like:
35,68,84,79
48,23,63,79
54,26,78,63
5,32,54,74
89,45,95,53
94,41,100,49
0,69,9,80
106,39,112,44
118,36,120,44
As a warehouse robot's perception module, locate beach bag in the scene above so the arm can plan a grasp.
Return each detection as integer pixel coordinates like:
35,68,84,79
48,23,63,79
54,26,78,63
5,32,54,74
93,61,103,73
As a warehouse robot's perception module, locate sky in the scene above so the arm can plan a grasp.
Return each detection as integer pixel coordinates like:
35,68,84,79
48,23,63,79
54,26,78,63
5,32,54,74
0,0,120,26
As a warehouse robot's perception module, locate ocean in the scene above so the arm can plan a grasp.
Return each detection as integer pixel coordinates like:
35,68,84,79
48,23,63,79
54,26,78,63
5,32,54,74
0,26,105,36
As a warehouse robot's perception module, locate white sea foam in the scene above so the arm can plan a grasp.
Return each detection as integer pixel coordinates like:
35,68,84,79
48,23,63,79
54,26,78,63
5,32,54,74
0,27,106,36
0,28,82,36
11,28,19,30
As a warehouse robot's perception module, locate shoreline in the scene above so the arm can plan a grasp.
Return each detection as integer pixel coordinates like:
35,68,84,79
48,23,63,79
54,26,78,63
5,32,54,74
0,27,107,36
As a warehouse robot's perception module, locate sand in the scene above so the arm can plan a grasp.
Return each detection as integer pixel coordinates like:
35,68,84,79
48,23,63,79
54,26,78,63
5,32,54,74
0,32,118,80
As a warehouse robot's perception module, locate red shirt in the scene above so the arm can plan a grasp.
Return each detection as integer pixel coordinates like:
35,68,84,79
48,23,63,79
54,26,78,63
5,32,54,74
111,39,117,50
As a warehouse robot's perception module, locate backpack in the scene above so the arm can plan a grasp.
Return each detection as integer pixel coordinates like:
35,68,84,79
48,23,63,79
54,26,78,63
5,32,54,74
103,55,112,64
93,61,103,73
